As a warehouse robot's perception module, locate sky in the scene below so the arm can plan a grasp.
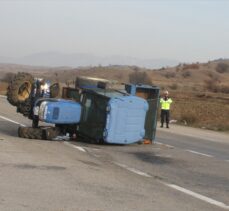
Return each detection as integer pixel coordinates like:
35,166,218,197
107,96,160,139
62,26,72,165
0,0,229,63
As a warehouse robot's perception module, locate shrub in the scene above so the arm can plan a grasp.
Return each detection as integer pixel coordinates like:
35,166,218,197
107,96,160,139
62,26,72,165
204,79,220,93
216,63,229,73
163,72,176,78
169,83,178,90
129,71,152,85
159,67,166,71
1,72,16,83
192,86,198,92
132,66,140,71
180,113,197,125
115,72,123,80
207,72,220,81
220,85,229,94
182,70,191,78
175,66,180,72
182,63,199,70
205,79,229,93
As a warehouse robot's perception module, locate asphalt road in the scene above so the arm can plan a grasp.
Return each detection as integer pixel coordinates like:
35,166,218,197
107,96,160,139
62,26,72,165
0,96,228,211
156,127,229,161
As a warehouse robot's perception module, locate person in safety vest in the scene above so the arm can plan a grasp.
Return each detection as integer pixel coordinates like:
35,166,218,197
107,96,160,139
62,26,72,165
160,90,173,128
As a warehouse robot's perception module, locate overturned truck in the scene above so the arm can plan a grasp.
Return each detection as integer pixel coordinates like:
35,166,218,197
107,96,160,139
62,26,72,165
7,73,160,144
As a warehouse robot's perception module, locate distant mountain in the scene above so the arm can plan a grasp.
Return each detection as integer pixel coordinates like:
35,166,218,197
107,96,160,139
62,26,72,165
0,52,179,69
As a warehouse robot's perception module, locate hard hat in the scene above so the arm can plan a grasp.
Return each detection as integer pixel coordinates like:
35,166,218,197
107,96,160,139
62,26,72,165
164,90,169,95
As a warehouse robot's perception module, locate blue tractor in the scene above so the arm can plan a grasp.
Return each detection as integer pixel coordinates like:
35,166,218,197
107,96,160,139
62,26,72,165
7,73,159,144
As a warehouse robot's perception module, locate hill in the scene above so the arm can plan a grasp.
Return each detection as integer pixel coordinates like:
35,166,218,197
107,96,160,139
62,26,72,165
0,52,178,69
0,59,229,131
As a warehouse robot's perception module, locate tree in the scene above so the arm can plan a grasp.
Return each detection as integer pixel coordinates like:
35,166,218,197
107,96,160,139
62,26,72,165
216,63,229,73
129,71,152,85
1,72,16,83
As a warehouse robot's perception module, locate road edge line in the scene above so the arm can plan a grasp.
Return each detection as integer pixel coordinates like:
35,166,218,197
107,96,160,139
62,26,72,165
0,115,26,127
164,183,229,209
185,150,213,157
113,162,152,178
64,141,86,152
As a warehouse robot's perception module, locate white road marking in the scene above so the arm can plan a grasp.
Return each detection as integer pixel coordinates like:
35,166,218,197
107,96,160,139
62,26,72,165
91,148,100,151
226,160,229,162
0,115,26,127
185,150,213,158
113,161,229,209
0,95,6,98
74,146,86,152
113,162,151,178
64,141,86,152
155,141,174,148
83,146,100,151
164,183,229,210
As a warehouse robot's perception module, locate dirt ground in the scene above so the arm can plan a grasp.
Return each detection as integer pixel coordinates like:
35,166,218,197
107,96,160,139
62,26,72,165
0,60,229,131
169,91,229,131
0,82,8,95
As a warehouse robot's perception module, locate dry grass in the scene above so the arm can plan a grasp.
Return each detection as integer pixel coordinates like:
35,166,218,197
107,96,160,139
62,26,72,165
182,63,200,70
0,82,8,95
216,62,229,73
0,60,229,131
170,92,229,131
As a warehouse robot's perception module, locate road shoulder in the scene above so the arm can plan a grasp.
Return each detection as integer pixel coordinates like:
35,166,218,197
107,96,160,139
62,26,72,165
157,123,229,144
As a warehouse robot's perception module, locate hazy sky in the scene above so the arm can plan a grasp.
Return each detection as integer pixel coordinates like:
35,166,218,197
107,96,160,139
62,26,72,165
0,0,229,63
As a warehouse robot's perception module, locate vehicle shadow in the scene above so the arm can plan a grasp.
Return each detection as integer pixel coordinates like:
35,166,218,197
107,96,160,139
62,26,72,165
129,151,173,165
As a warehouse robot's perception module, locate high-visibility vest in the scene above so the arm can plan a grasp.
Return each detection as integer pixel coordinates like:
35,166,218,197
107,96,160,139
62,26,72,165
160,98,173,110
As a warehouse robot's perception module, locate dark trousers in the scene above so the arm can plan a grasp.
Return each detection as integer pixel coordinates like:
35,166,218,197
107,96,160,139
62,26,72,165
161,109,170,127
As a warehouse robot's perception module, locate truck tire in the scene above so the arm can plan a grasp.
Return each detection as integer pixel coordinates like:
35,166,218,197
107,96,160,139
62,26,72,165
7,72,34,106
18,126,44,140
44,127,61,140
18,126,61,140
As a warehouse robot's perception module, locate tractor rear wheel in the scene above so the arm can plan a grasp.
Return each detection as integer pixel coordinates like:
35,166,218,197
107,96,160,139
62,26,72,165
18,126,44,139
7,72,34,106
